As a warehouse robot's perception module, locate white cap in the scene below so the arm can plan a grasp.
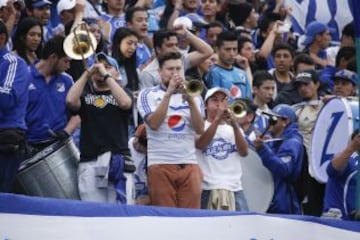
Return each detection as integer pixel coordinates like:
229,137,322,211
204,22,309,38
173,16,193,30
57,0,76,15
0,0,24,9
204,87,230,102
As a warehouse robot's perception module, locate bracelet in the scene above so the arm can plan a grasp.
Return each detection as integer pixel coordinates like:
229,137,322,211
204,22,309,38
103,73,112,82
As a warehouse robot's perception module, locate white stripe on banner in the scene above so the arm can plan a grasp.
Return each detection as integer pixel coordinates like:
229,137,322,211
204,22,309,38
285,0,353,41
0,213,359,240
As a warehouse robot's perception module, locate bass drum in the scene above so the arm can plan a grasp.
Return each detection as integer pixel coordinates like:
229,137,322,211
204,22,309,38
16,138,80,199
310,97,359,183
241,149,274,213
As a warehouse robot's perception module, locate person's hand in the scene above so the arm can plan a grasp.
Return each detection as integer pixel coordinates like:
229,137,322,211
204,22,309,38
213,106,228,123
235,54,249,70
253,136,265,151
75,0,85,12
89,63,108,80
166,74,183,96
54,130,70,141
173,23,189,39
5,0,16,16
174,0,183,11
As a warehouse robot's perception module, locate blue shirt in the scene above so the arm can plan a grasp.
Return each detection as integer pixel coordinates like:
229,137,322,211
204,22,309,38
205,64,252,101
101,13,126,44
324,157,358,220
136,43,152,69
26,63,73,144
0,48,30,130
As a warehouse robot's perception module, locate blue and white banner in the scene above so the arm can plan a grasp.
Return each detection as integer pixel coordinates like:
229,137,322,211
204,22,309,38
284,0,354,42
0,193,359,239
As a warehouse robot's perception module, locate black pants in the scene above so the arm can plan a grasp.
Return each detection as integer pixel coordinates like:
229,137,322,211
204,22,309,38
0,145,25,192
303,176,325,216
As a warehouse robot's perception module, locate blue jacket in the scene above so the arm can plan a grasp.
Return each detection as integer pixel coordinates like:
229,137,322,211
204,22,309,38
324,157,357,220
0,47,29,130
26,63,73,144
257,122,304,214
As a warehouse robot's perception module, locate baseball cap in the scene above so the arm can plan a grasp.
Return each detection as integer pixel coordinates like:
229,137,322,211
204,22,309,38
96,52,120,72
294,69,319,85
303,21,333,46
0,0,24,9
57,0,76,15
333,69,358,85
204,87,230,103
31,0,52,8
271,104,297,123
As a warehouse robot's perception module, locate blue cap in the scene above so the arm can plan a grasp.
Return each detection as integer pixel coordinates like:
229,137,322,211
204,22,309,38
96,52,120,72
303,21,332,46
32,0,52,8
271,104,297,123
334,69,358,85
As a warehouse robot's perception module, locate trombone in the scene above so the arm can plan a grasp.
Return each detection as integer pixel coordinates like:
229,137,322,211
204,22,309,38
63,22,98,69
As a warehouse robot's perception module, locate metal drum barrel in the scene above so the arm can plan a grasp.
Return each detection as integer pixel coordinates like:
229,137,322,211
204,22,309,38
16,138,80,199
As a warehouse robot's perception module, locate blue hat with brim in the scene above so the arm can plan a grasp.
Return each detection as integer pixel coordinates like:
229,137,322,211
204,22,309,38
333,69,358,86
303,21,334,46
270,104,297,123
32,0,52,8
96,52,120,72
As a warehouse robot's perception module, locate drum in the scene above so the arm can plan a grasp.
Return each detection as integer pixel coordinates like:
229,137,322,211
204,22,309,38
310,97,359,183
241,149,274,213
16,138,80,199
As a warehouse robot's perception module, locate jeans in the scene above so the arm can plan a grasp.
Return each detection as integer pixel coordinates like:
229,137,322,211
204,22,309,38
201,189,249,211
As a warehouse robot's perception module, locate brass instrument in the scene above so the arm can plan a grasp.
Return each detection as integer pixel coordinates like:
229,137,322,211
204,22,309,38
229,99,247,118
184,80,204,97
63,23,98,65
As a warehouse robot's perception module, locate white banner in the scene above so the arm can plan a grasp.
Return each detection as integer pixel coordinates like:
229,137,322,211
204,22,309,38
0,213,359,240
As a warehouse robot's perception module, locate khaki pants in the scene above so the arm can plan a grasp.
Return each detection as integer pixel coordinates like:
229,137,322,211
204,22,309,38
148,164,203,208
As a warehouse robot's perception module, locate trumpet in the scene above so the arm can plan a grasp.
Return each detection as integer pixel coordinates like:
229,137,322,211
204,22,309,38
229,99,247,118
63,23,98,67
184,79,204,97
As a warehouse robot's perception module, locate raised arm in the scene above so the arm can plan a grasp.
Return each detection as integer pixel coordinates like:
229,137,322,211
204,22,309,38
174,25,214,68
331,133,360,171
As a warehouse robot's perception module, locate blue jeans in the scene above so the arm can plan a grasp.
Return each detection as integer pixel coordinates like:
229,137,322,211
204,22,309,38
201,189,249,211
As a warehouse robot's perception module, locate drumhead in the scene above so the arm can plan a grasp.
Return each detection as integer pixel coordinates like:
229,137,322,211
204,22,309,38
241,149,274,213
310,97,359,183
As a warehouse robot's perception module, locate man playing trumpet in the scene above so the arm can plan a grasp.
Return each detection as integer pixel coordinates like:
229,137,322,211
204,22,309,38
66,52,133,203
137,51,204,208
195,87,249,211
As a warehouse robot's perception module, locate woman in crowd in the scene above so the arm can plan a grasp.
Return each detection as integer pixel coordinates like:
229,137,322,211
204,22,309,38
111,27,139,91
13,17,43,65
111,27,139,136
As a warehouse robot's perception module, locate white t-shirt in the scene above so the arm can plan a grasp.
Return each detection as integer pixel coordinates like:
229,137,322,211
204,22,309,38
137,85,205,166
196,120,245,192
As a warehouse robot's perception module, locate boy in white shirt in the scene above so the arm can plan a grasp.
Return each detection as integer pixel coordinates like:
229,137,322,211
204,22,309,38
196,87,249,211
